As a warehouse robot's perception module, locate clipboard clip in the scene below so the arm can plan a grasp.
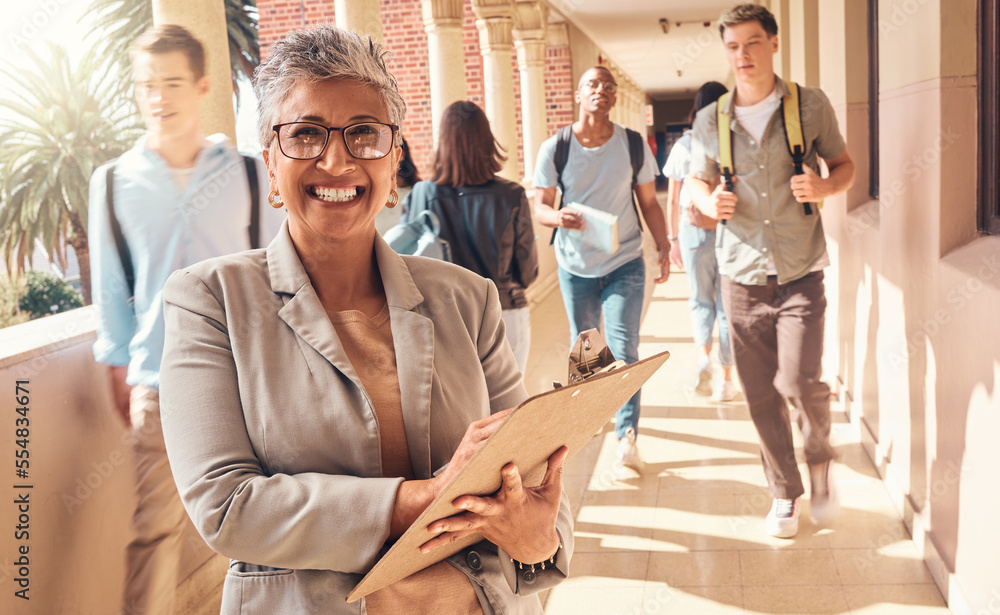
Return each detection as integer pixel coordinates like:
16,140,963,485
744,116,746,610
553,328,626,388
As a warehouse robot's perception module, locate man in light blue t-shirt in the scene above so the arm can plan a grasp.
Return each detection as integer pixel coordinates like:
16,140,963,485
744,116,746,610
533,65,670,473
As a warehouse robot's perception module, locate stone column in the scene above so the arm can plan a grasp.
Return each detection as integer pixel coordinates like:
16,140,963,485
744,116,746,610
472,0,519,180
770,0,792,79
335,0,384,44
622,84,632,129
635,84,645,132
152,0,236,142
620,81,629,128
422,0,467,146
635,86,645,132
513,0,547,184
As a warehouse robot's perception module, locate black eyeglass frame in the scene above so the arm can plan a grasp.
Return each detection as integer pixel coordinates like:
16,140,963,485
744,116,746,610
271,121,400,161
582,79,618,94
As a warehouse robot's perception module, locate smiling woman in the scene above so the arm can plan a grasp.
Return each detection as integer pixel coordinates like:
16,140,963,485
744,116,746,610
156,25,573,615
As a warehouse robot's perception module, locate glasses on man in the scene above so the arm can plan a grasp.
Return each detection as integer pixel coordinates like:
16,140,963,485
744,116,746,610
583,79,618,94
272,121,398,160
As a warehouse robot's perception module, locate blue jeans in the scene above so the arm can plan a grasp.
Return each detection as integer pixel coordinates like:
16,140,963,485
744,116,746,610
558,257,645,438
679,217,733,367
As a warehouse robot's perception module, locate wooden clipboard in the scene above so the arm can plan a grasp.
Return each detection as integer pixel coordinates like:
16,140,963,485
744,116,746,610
347,349,670,602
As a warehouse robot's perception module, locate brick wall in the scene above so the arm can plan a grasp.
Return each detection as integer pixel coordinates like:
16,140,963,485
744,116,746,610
256,0,575,182
381,0,433,178
544,45,575,139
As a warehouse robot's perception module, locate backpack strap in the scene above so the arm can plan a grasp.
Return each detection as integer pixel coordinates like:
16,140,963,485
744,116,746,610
549,125,574,245
716,93,734,226
624,127,646,233
243,155,261,248
716,93,735,191
780,79,817,214
550,125,646,244
553,125,573,206
105,160,135,299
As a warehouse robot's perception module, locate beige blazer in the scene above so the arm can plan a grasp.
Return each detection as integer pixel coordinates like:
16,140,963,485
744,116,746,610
159,223,573,614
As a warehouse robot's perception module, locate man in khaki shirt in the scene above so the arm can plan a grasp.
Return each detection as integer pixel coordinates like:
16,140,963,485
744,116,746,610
687,4,855,539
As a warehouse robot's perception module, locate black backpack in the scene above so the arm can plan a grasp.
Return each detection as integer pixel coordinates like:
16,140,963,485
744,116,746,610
104,155,261,297
550,124,646,244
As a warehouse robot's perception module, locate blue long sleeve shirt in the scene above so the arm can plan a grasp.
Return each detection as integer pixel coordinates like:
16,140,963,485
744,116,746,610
88,133,285,388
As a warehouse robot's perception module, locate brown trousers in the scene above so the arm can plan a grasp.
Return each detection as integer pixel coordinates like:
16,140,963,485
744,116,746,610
721,271,837,500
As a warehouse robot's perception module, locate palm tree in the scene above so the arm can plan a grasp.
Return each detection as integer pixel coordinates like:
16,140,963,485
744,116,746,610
84,0,260,99
0,44,143,305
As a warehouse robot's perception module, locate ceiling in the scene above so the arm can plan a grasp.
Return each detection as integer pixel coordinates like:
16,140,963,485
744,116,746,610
544,0,736,100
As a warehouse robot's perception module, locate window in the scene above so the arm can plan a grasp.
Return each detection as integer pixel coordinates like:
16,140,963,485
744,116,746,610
980,0,999,233
868,0,880,199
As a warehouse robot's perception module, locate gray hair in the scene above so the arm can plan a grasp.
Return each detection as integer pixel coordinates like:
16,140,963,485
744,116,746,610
253,26,406,148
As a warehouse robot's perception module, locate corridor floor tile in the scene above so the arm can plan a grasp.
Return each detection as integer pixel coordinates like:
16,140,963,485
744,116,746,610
743,585,850,614
643,583,746,614
739,549,841,586
531,245,948,614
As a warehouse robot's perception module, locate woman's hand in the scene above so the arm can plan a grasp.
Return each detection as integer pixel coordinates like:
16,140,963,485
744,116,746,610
392,410,513,539
420,445,569,564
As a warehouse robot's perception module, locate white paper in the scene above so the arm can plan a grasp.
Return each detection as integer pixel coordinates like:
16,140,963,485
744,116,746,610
566,202,620,254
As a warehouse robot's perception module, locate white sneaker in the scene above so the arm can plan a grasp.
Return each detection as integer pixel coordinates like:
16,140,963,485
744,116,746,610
616,427,643,473
711,379,738,402
809,461,840,527
694,361,713,396
765,498,799,538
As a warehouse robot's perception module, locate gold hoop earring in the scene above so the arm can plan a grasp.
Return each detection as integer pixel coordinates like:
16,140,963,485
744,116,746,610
386,189,399,209
268,190,283,209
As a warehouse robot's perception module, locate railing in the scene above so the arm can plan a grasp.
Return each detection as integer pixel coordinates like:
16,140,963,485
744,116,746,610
0,307,222,614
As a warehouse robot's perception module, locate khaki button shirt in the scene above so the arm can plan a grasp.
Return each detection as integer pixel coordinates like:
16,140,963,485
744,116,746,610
689,78,847,285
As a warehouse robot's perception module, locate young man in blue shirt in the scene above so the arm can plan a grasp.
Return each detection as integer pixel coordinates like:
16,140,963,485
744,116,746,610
533,66,670,474
88,25,283,615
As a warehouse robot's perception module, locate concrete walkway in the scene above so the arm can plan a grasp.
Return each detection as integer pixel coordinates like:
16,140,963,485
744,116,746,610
526,265,949,614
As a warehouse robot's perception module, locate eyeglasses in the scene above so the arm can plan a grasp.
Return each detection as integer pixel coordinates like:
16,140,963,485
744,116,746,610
272,121,399,160
583,79,618,94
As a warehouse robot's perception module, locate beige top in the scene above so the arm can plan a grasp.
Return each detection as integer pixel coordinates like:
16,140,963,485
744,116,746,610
328,304,484,615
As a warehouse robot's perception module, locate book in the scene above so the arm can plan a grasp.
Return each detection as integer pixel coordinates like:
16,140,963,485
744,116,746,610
566,202,620,254
346,349,670,602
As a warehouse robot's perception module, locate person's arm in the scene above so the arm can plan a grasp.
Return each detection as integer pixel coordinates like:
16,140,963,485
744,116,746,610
789,150,855,203
107,365,131,426
513,188,539,288
532,137,584,231
87,165,135,426
666,178,683,270
688,176,737,220
686,105,737,221
533,186,584,230
634,180,670,283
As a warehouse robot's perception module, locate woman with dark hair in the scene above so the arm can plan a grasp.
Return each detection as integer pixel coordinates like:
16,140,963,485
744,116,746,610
662,80,738,402
402,100,538,375
396,135,420,189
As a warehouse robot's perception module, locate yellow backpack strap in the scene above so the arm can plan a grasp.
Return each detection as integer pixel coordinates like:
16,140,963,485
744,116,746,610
782,79,820,212
716,92,734,190
715,93,735,226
